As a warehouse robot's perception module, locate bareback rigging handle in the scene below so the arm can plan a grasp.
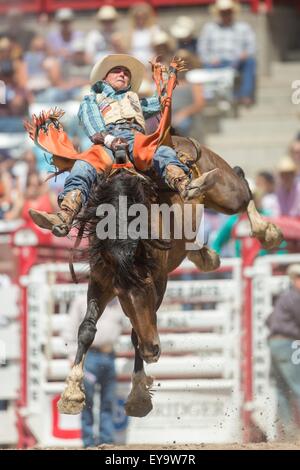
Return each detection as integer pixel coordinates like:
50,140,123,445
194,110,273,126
113,143,129,164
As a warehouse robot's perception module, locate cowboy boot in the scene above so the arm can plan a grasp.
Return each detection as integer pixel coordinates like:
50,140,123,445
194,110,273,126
29,189,82,237
165,165,220,201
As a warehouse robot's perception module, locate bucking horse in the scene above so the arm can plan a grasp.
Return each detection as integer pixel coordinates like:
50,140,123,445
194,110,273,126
25,58,283,418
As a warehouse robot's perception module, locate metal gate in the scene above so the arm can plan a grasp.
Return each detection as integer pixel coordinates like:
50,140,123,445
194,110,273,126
23,258,243,446
251,253,300,440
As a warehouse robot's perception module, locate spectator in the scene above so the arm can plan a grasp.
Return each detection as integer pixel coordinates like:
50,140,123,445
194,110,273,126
289,132,300,177
198,0,256,105
61,38,91,99
172,49,204,136
0,160,13,220
0,40,31,132
85,6,120,64
0,8,35,54
151,31,175,67
35,13,51,36
47,8,83,62
110,32,128,55
127,3,161,65
4,171,57,222
64,296,125,447
24,35,51,94
276,156,300,217
33,40,90,103
170,16,198,55
255,171,280,216
267,264,300,440
0,37,27,88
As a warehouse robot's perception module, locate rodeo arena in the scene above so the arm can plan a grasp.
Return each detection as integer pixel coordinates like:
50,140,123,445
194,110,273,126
1,0,300,454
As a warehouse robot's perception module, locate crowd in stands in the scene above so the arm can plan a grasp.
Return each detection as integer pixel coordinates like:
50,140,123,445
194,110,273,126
0,2,298,256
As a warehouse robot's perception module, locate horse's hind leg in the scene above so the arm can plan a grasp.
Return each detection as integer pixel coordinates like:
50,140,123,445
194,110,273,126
246,199,283,249
58,280,114,414
231,167,283,249
195,146,283,249
125,329,154,418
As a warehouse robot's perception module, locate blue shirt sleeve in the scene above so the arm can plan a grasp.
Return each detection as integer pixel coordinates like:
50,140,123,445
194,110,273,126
77,93,106,139
140,93,161,119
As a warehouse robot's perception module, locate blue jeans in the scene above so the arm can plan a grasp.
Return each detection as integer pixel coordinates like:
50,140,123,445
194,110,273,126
269,337,300,437
81,350,116,447
59,128,189,204
61,159,97,204
205,56,256,99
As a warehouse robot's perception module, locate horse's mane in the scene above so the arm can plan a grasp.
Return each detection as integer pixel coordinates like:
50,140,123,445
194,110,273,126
77,171,171,290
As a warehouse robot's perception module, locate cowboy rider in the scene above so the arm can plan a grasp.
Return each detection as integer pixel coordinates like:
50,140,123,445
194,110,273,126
29,54,217,237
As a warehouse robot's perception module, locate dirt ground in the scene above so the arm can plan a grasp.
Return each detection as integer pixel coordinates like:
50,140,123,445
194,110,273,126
89,441,300,450
22,440,300,450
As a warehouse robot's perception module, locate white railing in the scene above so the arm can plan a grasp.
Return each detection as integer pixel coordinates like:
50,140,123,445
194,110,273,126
22,259,242,446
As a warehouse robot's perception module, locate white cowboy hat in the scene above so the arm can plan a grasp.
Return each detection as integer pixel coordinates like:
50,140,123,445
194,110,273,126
170,16,195,39
90,54,145,92
277,156,297,173
151,30,175,49
97,5,118,21
287,264,300,278
55,8,74,22
212,0,240,13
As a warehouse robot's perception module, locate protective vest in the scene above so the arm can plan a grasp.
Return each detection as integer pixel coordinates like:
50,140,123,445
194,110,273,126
96,91,146,131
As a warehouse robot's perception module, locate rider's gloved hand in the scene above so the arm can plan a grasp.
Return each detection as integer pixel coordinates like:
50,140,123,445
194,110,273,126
90,132,108,145
110,137,129,152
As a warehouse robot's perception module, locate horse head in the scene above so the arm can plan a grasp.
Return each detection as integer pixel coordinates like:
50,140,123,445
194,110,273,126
78,167,171,362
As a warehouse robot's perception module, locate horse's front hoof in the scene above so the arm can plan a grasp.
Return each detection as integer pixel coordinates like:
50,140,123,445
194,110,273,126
125,372,154,417
58,396,85,415
188,246,220,272
57,384,85,415
125,398,153,417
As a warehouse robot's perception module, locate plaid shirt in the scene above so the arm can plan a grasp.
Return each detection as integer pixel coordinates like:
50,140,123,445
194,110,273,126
78,81,161,139
198,21,256,64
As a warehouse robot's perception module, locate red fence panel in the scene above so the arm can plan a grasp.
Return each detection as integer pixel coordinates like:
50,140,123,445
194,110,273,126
42,0,256,14
0,0,43,14
0,0,278,15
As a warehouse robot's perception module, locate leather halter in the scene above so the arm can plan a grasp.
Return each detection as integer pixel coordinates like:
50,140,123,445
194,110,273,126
112,162,134,169
108,164,147,181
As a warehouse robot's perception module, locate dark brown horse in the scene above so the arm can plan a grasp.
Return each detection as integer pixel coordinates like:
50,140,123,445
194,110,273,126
57,136,282,417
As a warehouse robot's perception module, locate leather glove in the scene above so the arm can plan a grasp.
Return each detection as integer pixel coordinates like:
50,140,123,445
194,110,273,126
90,132,108,145
111,137,129,152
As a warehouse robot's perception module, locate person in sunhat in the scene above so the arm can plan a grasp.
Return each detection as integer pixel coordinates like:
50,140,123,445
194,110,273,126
267,263,300,440
85,5,120,63
276,156,300,217
29,53,218,237
198,0,256,105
